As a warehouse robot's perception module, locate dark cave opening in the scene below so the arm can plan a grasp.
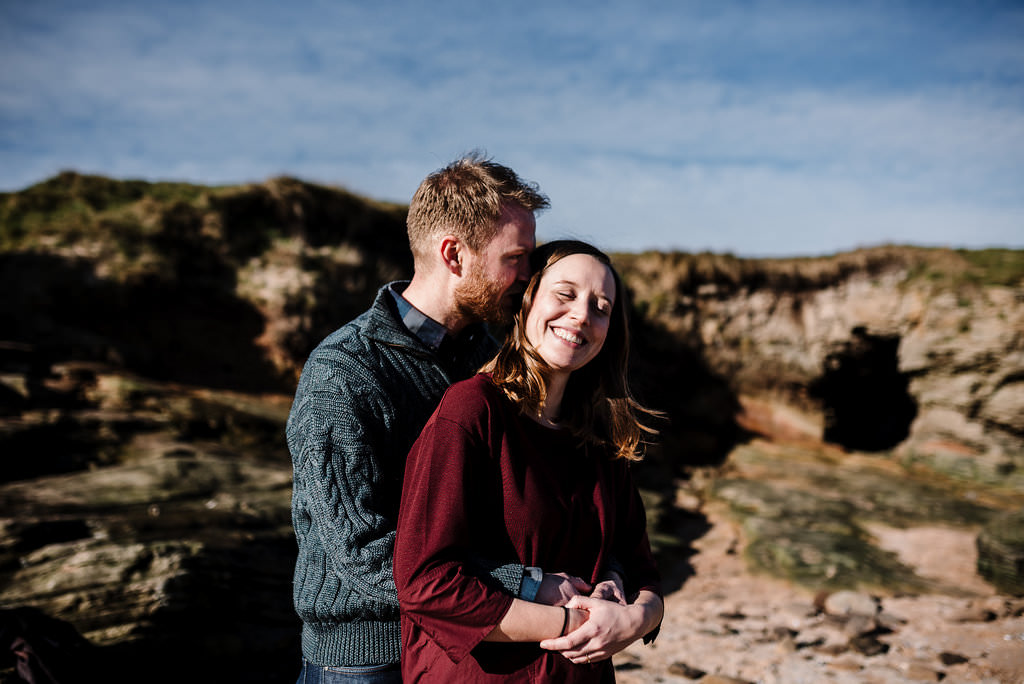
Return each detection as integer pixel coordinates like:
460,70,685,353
812,327,918,452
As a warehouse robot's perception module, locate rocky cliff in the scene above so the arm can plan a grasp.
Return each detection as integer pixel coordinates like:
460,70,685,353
616,248,1024,485
1,173,1021,683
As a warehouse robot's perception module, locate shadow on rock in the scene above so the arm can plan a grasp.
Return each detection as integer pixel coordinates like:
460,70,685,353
0,251,287,395
652,508,713,596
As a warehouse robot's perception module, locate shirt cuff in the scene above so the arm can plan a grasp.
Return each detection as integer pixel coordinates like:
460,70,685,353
519,566,543,601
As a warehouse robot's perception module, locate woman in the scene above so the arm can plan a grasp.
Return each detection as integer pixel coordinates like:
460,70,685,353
394,240,664,682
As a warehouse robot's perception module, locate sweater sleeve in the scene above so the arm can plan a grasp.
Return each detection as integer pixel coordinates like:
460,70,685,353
289,377,401,605
394,410,515,665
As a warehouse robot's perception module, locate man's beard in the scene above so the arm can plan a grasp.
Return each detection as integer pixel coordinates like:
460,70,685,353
454,269,520,327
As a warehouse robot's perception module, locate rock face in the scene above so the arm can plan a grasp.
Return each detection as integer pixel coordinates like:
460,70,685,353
0,172,412,393
0,174,416,681
616,248,1024,483
2,174,1023,683
615,493,1024,684
0,362,298,682
977,509,1024,596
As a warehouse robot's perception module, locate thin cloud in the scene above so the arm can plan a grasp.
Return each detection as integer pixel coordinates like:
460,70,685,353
1,1,1021,256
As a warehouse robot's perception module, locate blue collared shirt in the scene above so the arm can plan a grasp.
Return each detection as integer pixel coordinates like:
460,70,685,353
387,283,494,372
388,284,448,351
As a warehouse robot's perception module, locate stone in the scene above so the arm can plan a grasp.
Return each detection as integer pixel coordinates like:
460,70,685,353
901,662,943,681
849,633,889,656
666,661,706,679
840,614,878,637
701,676,754,684
939,651,969,665
980,381,1024,432
828,657,863,672
946,604,998,623
824,590,880,617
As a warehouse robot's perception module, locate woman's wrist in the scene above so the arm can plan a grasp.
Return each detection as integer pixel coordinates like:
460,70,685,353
564,606,588,635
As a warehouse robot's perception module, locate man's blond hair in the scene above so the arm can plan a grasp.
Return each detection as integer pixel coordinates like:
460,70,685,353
407,152,549,263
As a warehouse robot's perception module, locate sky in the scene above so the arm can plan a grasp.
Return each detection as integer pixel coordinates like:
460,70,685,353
1,1,1022,257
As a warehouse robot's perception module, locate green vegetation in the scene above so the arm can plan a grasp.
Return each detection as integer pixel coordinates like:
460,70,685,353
702,443,1008,594
0,171,412,287
957,248,1024,287
0,172,208,249
900,246,1024,289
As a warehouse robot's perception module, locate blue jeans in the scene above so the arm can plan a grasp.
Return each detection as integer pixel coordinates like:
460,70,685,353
295,659,402,684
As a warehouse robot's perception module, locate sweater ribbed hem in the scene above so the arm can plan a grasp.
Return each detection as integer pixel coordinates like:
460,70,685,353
301,619,401,667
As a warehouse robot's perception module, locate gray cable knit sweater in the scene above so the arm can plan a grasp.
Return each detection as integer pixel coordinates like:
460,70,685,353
286,283,525,667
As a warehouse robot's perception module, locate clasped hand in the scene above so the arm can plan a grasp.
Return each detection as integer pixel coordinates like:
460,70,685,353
534,572,644,663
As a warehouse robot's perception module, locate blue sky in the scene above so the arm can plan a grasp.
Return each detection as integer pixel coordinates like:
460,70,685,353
1,1,1022,256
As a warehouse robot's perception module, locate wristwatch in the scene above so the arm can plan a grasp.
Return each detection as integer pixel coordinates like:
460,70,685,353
520,565,544,601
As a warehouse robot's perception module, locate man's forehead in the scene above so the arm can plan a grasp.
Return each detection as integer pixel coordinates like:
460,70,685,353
487,209,535,250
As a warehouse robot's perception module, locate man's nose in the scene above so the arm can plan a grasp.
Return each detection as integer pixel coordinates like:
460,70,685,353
517,259,531,282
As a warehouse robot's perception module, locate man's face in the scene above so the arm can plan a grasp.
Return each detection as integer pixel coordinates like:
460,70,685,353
455,203,536,326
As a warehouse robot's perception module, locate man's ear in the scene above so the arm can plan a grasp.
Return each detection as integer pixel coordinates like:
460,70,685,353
440,236,462,275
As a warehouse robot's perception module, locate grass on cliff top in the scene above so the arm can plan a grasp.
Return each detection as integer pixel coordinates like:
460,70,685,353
0,172,410,284
0,171,211,249
612,244,1024,300
6,172,1021,291
952,248,1024,288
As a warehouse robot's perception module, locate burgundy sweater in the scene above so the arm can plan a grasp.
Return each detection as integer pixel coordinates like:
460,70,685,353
394,374,661,683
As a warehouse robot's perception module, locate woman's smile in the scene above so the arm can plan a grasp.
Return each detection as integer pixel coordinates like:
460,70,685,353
552,326,586,347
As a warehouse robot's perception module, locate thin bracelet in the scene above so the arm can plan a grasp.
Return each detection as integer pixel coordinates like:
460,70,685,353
559,606,570,636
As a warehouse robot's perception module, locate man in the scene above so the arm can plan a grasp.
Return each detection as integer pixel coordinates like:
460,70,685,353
287,153,563,682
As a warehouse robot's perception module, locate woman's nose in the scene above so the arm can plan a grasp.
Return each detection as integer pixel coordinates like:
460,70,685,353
569,301,590,325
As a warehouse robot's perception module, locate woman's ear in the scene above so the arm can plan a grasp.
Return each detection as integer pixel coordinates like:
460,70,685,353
440,236,462,275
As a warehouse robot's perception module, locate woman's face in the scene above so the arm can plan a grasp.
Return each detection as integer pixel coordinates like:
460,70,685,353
525,253,616,377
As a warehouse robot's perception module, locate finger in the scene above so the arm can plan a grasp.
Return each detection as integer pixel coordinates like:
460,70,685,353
565,650,609,664
569,576,592,592
591,586,621,603
566,595,598,610
597,583,625,602
554,638,607,659
543,629,610,656
539,625,594,652
539,635,578,651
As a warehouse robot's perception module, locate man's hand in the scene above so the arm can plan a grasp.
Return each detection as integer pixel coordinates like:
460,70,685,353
534,572,592,606
589,570,626,605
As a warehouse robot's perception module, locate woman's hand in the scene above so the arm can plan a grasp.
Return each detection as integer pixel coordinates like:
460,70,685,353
538,591,664,663
534,572,592,606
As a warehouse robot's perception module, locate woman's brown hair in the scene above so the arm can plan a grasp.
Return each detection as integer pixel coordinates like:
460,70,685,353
481,240,660,460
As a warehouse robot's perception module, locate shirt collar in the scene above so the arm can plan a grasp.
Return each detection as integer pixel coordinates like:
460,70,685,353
388,283,448,351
